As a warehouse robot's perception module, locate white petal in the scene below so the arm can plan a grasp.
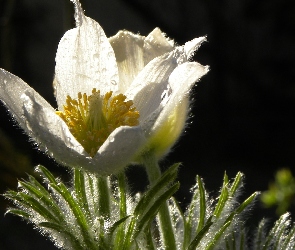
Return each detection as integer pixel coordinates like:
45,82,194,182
55,15,119,109
143,28,174,65
0,69,42,135
109,31,145,93
91,126,146,175
53,126,145,175
109,28,174,94
22,87,146,175
22,90,85,155
151,62,209,133
126,35,205,122
184,36,207,60
0,68,84,157
125,52,177,122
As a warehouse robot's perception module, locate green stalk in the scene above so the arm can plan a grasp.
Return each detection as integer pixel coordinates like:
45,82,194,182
97,176,111,218
114,172,128,248
142,151,177,250
118,172,127,218
96,175,111,247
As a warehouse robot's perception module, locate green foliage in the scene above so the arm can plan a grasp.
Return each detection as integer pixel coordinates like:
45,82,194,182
4,166,295,249
261,168,295,215
4,164,179,249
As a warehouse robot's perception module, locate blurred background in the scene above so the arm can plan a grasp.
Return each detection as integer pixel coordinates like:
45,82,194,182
1,0,295,249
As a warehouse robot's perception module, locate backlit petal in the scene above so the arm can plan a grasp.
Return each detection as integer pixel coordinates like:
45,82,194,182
55,15,118,109
22,90,85,155
57,126,145,175
184,36,207,60
109,28,173,94
125,52,177,122
148,62,209,156
109,31,145,94
143,28,174,65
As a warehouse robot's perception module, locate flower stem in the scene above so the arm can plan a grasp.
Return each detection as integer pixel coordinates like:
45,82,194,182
97,176,110,218
142,151,177,250
118,172,127,218
114,172,127,247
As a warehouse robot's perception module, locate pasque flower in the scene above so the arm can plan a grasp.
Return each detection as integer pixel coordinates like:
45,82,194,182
0,0,208,175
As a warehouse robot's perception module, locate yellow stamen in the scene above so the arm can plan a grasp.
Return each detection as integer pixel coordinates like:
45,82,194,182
56,89,140,157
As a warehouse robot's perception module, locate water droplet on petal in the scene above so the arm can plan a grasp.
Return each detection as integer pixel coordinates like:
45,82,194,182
101,68,107,74
111,80,117,85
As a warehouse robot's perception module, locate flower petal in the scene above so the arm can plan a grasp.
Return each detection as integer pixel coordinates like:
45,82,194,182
0,69,28,129
109,31,145,94
0,68,85,157
55,14,119,109
109,28,174,94
126,33,208,123
125,52,177,122
91,126,146,175
143,28,174,65
22,90,85,155
147,62,209,156
184,36,207,60
49,126,145,175
168,62,209,97
22,87,146,175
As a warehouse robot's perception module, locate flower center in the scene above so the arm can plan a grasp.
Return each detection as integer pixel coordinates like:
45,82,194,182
56,88,140,157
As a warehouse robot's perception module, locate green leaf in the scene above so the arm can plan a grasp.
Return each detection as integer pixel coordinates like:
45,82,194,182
50,181,96,249
18,180,63,221
97,176,111,218
35,165,58,185
205,220,232,250
262,213,289,250
136,182,180,233
196,175,206,234
184,182,199,248
74,169,91,217
123,182,180,249
16,191,59,223
109,215,131,234
114,172,128,249
39,222,82,249
5,209,30,219
221,192,258,233
187,217,213,250
213,172,229,218
144,226,156,250
134,163,179,217
229,172,243,197
281,224,295,249
254,218,267,250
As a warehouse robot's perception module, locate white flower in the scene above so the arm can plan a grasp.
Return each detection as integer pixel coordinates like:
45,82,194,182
0,0,208,175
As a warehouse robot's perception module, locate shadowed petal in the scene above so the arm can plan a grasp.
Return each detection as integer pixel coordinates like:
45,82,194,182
151,62,209,136
90,126,146,175
125,52,177,122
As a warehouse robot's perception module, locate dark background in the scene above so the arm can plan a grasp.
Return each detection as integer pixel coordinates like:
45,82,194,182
1,0,295,249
